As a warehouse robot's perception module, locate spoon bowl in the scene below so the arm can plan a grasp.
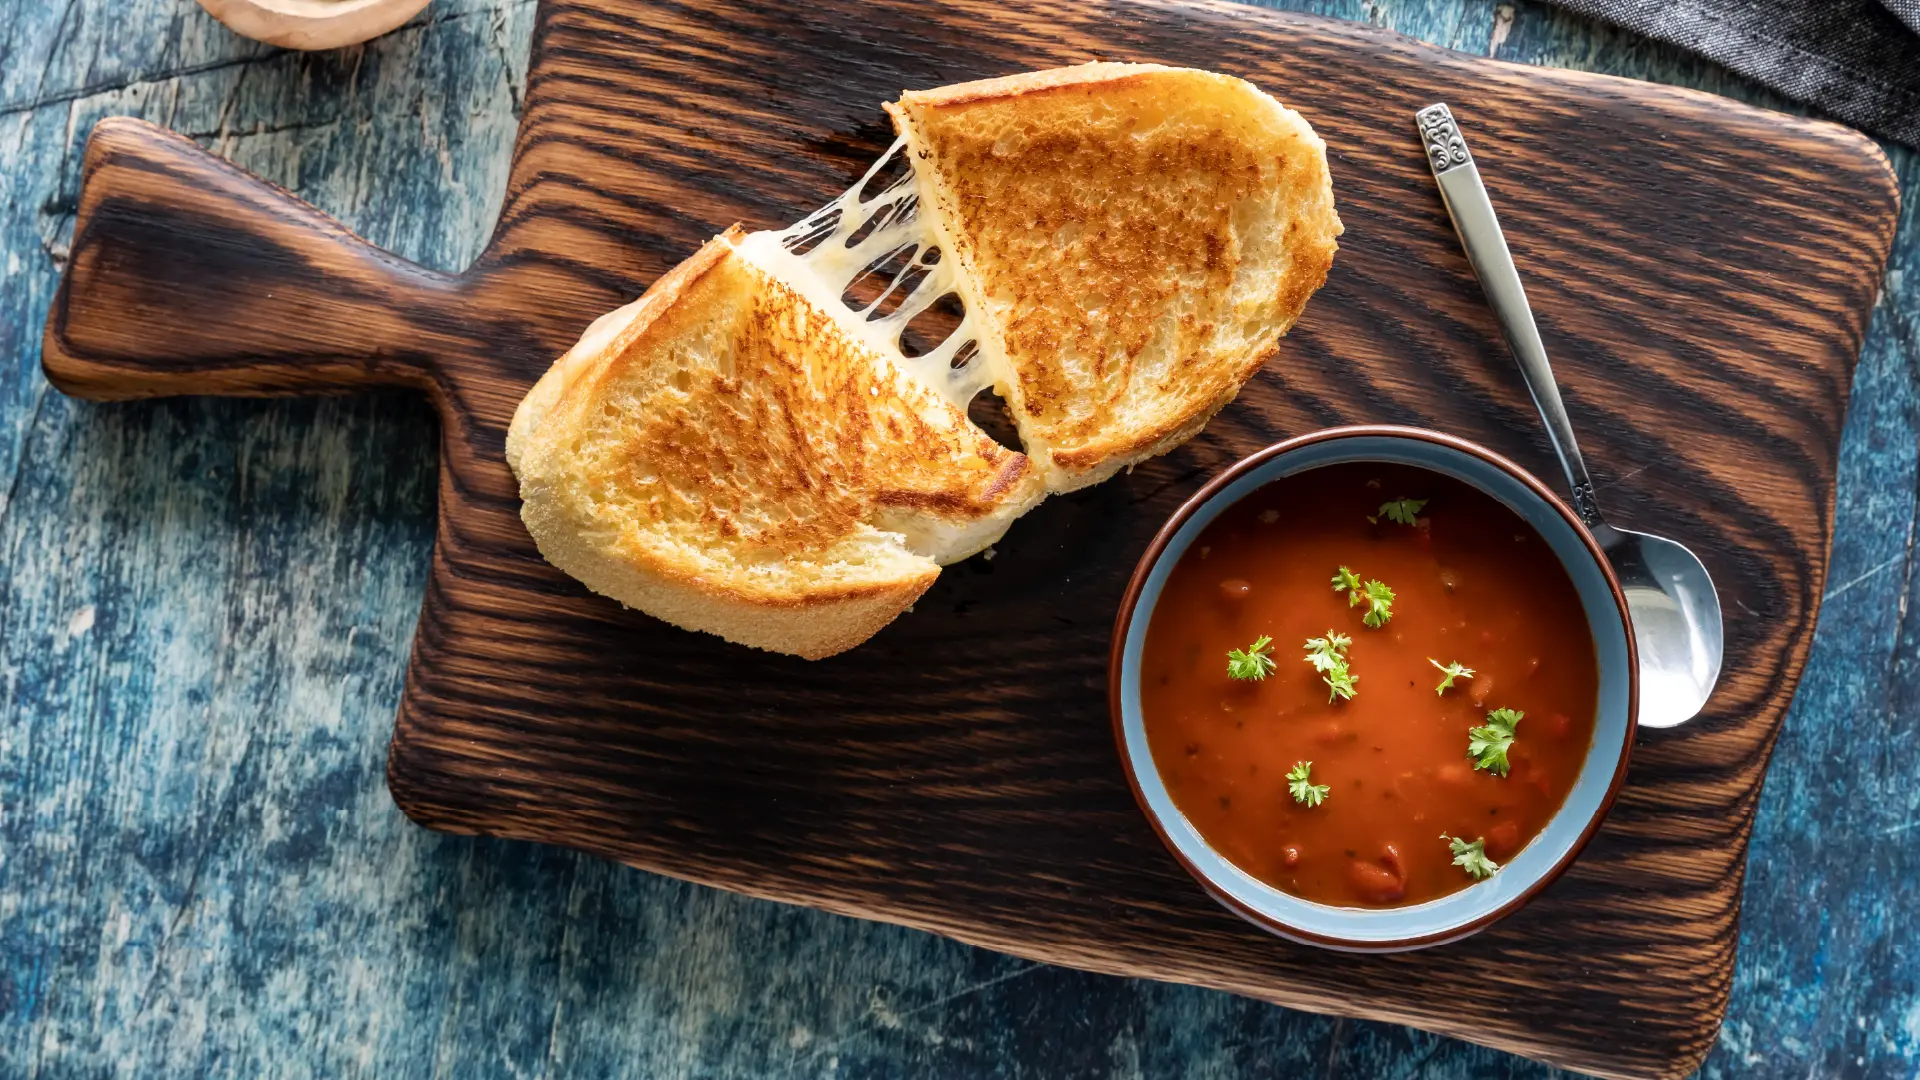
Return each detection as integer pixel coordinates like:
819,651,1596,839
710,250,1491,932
1595,525,1723,728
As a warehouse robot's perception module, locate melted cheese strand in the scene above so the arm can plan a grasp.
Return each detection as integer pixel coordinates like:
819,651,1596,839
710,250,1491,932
732,138,992,409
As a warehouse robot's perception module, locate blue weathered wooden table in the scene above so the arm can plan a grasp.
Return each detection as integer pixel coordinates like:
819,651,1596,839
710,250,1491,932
1,0,1914,1075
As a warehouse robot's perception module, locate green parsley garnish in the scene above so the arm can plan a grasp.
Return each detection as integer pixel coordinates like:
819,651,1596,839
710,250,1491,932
1332,568,1396,628
1226,635,1277,681
1430,658,1475,695
1379,497,1427,525
1323,666,1359,702
1287,761,1330,807
1360,579,1395,628
1467,707,1523,775
1441,833,1499,879
1302,632,1357,702
1302,632,1351,673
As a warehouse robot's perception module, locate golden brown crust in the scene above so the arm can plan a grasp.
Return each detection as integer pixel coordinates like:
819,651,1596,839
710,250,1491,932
506,229,742,477
509,234,1043,657
890,62,1173,110
518,475,940,659
892,62,1342,491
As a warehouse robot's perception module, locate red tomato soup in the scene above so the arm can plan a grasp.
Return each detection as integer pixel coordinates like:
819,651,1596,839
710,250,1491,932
1141,462,1598,907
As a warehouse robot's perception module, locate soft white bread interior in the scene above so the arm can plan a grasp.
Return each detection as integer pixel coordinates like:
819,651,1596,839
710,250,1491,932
507,228,1042,660
887,63,1343,491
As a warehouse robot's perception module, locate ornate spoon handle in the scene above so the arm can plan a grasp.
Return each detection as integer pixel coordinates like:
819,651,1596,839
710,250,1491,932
1416,103,1603,530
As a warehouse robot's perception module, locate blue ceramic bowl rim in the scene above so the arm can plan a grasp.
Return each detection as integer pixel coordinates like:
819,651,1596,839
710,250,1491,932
1108,426,1638,952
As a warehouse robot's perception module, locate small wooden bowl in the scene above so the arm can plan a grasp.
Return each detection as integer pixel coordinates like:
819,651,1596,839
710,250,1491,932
196,0,432,50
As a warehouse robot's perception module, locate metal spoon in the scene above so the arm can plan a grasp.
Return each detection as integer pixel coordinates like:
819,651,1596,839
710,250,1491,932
1415,103,1724,729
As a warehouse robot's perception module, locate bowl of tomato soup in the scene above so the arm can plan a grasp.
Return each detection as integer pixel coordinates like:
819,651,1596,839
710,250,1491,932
1110,426,1635,951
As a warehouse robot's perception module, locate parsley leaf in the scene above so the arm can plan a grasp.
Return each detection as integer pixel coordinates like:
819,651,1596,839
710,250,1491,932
1361,579,1395,628
1323,666,1359,702
1467,707,1523,775
1226,635,1277,681
1302,632,1357,702
1429,658,1475,695
1333,568,1396,628
1302,632,1352,673
1441,833,1499,879
1379,497,1427,525
1288,761,1330,807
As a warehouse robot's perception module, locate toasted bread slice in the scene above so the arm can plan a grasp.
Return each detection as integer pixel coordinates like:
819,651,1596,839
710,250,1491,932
511,63,1340,658
888,63,1343,491
507,228,1042,659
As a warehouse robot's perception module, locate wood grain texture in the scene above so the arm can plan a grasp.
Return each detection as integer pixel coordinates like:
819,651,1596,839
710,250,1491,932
27,1,1902,1077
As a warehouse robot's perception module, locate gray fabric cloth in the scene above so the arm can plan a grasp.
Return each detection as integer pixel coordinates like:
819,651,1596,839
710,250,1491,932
1884,0,1920,36
1550,0,1920,146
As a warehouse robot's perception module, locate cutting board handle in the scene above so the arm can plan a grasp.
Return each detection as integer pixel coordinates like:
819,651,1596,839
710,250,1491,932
42,117,460,401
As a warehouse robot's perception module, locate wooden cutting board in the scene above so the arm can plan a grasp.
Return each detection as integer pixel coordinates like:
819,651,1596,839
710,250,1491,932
39,0,1898,1075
